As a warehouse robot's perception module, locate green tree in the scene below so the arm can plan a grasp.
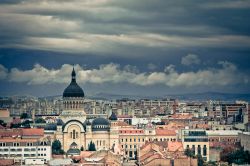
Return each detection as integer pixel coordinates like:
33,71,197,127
21,120,32,128
35,118,46,123
221,147,250,164
20,113,28,119
80,146,84,151
185,148,195,158
10,123,21,128
88,141,96,151
52,140,64,155
0,120,7,127
197,154,204,166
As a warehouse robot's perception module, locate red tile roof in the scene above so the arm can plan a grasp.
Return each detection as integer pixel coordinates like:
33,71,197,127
117,121,130,126
167,141,184,152
22,128,44,136
0,138,38,143
0,129,22,137
156,129,176,136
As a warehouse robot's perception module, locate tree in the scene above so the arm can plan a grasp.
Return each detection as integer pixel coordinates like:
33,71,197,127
35,118,46,123
52,140,64,155
221,148,250,165
80,146,84,151
185,148,195,158
21,120,32,128
88,141,96,151
0,120,7,127
20,113,29,119
197,154,204,166
10,123,21,128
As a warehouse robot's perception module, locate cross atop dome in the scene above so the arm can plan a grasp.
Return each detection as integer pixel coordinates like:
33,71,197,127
71,65,76,82
63,66,84,98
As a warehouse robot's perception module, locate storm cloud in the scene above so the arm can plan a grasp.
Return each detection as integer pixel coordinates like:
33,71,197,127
0,0,250,96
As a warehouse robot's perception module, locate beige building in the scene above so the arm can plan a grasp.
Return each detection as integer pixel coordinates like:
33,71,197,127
181,129,209,161
239,132,250,151
55,68,119,155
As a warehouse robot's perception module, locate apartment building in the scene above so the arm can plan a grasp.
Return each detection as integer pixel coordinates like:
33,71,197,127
181,129,209,161
0,128,51,164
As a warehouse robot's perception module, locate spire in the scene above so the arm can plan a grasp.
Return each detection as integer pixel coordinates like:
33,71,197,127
71,65,76,82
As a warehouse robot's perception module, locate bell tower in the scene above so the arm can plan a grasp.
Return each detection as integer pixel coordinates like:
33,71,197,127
60,67,86,123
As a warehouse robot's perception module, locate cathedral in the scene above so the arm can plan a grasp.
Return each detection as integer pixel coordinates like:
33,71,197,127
55,68,119,155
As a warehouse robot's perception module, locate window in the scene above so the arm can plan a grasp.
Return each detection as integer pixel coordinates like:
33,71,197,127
14,143,20,147
192,145,195,154
26,143,32,146
203,145,207,156
130,139,132,142
76,132,78,139
129,151,133,157
73,130,76,139
138,138,140,142
70,132,73,138
198,145,201,155
134,138,136,142
0,143,6,147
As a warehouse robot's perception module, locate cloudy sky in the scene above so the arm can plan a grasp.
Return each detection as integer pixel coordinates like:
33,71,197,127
0,0,250,97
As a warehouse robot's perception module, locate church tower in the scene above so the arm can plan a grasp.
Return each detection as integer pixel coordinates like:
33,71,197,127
109,112,119,149
60,67,86,123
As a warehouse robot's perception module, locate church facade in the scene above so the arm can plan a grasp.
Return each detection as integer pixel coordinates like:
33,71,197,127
55,68,119,155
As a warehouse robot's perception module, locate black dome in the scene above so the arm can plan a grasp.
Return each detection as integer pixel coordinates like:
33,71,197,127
92,118,110,131
63,67,84,98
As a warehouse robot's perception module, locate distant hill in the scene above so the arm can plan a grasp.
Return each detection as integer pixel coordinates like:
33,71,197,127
164,92,250,101
1,92,250,102
90,92,250,101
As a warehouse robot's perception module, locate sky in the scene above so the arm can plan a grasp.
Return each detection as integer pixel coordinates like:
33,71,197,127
0,0,250,97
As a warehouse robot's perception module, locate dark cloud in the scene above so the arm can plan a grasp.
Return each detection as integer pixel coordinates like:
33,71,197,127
0,0,250,96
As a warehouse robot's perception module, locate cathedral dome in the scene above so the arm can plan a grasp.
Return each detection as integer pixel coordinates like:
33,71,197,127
92,118,110,132
63,67,84,98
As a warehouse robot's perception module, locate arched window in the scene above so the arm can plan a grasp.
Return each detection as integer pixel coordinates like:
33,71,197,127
197,145,201,155
192,145,195,154
76,132,78,138
73,130,76,139
70,132,73,138
203,145,207,156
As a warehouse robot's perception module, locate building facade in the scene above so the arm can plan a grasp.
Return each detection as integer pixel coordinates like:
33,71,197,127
55,68,119,155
